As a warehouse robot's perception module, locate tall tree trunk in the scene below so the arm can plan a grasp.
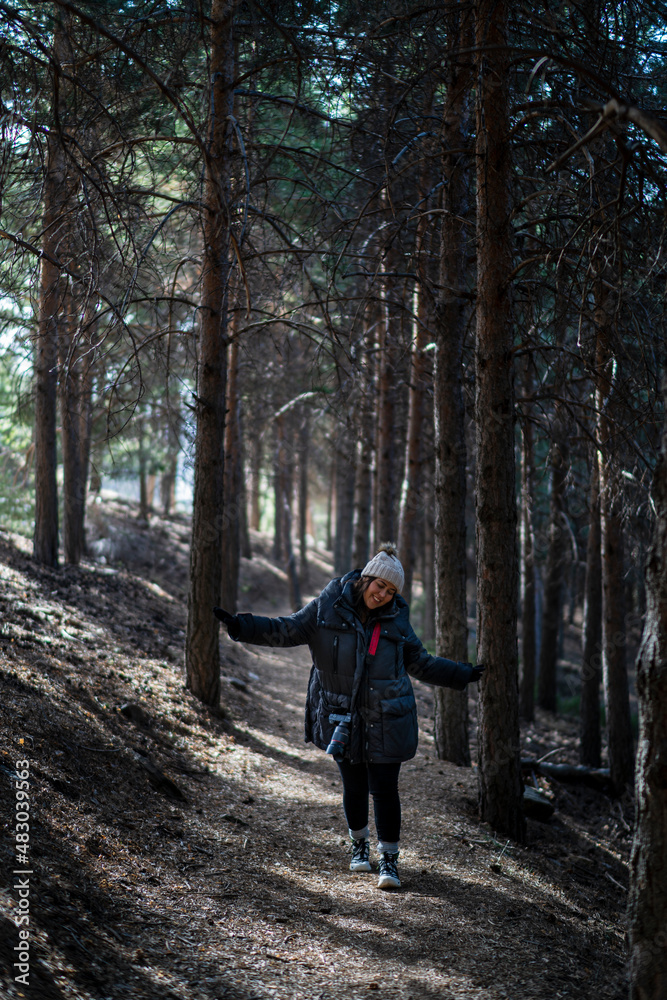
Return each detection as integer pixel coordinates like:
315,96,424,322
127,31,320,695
238,406,252,560
422,462,436,645
595,280,634,793
433,3,473,765
352,434,373,569
221,328,241,612
273,417,285,562
297,409,309,585
398,101,435,604
537,272,571,712
580,455,602,766
519,357,536,721
60,135,98,564
537,426,569,711
186,0,234,707
77,311,95,546
59,290,87,563
160,389,180,518
334,418,356,577
248,430,262,531
161,456,177,516
326,453,335,552
352,308,376,569
138,418,150,520
375,238,401,546
34,11,71,567
398,288,430,606
629,381,667,1000
276,413,301,610
474,0,525,840
284,484,301,612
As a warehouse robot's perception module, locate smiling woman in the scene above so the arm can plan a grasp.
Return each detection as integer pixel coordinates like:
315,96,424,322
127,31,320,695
214,542,484,893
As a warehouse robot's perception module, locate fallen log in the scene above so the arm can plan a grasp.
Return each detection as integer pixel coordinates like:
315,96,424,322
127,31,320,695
521,758,613,793
523,786,555,822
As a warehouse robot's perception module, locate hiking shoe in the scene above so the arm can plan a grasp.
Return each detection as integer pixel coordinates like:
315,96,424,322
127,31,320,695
378,851,400,889
350,838,372,872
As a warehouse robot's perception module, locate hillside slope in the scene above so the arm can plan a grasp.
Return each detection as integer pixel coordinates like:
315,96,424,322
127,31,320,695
0,500,629,999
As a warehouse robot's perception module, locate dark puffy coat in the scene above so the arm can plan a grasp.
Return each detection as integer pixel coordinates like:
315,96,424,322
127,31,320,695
232,570,474,764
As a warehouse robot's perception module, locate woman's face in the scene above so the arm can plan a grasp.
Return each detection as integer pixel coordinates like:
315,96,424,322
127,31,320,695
363,577,397,611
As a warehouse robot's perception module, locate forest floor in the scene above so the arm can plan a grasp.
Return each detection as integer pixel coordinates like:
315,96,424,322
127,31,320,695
0,495,631,1000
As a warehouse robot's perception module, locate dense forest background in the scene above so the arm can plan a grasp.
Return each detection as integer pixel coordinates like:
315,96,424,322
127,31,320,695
3,2,667,994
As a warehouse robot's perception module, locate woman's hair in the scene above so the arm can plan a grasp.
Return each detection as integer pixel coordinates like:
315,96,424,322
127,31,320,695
352,575,374,610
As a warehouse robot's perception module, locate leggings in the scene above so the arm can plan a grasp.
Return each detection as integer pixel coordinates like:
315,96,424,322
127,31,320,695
336,760,401,844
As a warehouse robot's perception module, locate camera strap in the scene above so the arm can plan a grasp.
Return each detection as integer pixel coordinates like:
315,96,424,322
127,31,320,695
368,622,381,657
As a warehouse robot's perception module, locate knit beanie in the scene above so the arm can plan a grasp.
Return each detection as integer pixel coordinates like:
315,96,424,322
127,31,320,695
361,543,405,594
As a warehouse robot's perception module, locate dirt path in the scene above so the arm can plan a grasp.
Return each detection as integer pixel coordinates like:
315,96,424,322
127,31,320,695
0,507,628,999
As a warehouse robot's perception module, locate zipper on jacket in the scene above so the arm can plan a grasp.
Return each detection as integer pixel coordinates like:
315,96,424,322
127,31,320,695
333,634,339,673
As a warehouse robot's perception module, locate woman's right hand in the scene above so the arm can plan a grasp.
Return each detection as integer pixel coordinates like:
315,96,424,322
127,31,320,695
213,606,241,639
213,606,235,625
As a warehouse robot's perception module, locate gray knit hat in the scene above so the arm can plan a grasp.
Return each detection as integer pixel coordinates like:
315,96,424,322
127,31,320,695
361,543,404,594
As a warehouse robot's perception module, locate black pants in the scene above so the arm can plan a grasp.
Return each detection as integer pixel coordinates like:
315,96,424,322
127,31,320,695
336,760,401,843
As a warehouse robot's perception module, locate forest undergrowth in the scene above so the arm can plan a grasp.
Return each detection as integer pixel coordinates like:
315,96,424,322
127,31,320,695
0,496,630,999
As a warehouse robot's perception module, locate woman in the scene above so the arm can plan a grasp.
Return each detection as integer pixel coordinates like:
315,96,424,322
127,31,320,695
214,543,483,891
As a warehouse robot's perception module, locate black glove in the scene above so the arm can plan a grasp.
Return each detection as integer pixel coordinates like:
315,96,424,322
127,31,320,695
468,663,485,683
213,606,240,639
213,606,234,625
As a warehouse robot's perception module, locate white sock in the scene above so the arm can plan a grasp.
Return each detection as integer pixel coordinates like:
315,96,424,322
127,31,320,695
349,826,370,841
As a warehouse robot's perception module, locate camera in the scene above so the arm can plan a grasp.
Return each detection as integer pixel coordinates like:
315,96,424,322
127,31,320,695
326,713,351,760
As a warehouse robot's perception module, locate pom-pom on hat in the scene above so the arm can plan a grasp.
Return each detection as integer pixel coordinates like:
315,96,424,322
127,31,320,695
361,543,405,594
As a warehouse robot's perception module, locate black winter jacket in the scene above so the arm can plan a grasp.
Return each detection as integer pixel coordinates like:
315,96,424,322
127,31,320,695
231,570,474,764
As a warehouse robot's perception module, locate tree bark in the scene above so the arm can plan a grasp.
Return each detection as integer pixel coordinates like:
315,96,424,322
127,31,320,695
326,453,335,553
284,484,301,612
334,417,356,577
595,280,634,793
297,409,309,585
138,418,150,521
185,0,235,707
59,290,87,563
519,358,537,722
398,292,431,605
375,268,400,546
537,269,571,712
580,455,603,767
248,430,262,531
398,112,435,604
273,417,285,562
537,427,569,712
474,0,525,840
433,3,473,765
629,377,667,999
221,328,241,612
276,413,301,610
34,10,70,567
352,309,376,569
238,406,252,560
422,468,436,645
160,456,177,516
77,310,95,543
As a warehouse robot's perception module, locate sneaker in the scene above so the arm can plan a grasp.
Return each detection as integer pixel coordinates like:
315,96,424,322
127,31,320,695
378,851,400,890
349,838,372,872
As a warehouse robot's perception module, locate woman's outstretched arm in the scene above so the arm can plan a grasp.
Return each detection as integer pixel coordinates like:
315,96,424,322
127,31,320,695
403,626,478,689
215,598,318,648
